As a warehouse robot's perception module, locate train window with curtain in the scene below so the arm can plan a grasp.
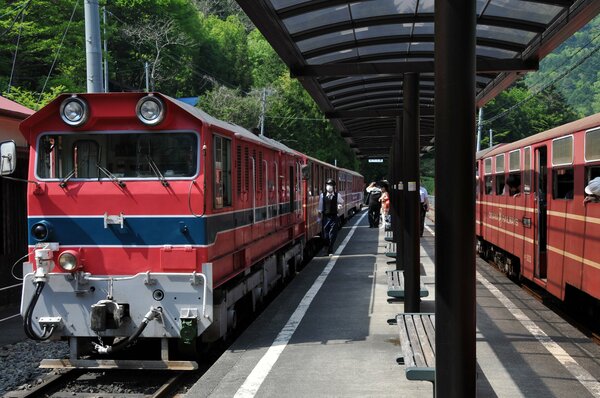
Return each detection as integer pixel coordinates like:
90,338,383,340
214,134,232,208
552,167,574,200
495,154,505,195
523,147,531,194
552,136,573,166
585,127,600,162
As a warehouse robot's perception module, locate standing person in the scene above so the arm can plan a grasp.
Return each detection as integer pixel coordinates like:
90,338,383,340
366,182,382,228
318,178,344,256
419,184,430,236
379,183,390,228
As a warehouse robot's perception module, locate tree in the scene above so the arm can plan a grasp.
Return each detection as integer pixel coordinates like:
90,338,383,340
480,80,579,147
121,17,192,91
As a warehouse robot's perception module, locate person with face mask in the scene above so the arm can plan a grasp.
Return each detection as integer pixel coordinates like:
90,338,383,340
318,178,345,255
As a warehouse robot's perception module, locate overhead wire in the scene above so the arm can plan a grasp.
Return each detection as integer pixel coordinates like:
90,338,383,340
0,0,32,38
481,29,600,127
6,4,25,92
36,0,79,106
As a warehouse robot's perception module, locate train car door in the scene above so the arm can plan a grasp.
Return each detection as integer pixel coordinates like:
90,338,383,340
534,146,548,280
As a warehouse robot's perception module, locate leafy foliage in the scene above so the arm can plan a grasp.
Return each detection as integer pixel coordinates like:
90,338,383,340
480,80,579,148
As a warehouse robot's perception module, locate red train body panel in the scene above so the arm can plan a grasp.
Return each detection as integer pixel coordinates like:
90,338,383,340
5,92,363,369
476,113,600,302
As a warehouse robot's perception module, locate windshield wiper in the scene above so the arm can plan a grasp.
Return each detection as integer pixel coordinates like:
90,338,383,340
59,169,76,188
95,163,126,188
146,155,169,187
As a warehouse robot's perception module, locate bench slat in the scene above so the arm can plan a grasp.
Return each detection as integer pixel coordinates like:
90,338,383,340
405,315,427,368
396,313,436,383
414,315,435,367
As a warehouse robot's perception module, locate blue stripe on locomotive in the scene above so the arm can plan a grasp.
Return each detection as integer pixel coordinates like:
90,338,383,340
27,201,301,246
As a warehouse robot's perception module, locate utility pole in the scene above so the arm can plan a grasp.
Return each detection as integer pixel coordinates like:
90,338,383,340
259,88,267,136
103,6,108,93
145,62,150,92
489,128,493,148
84,0,104,93
476,108,483,152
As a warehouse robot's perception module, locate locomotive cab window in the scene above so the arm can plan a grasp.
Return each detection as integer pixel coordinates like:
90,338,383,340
36,132,198,180
214,134,232,208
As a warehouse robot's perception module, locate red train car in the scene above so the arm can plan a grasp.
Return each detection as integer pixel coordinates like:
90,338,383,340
0,92,363,369
476,113,600,305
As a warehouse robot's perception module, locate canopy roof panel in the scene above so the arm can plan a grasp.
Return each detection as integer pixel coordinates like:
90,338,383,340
236,0,600,158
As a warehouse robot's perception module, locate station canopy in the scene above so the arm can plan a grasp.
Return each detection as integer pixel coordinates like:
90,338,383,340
236,0,600,158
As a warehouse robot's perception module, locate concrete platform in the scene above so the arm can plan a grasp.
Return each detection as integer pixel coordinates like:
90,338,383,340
186,213,600,397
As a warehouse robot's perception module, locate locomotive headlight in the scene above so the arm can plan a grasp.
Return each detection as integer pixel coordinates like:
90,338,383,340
136,95,164,125
60,96,89,127
31,220,53,242
58,251,79,272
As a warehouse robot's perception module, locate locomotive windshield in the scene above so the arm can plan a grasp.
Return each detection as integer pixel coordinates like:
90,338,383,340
36,131,198,180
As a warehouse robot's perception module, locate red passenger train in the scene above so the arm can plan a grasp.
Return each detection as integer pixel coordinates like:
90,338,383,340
476,113,600,310
0,92,363,369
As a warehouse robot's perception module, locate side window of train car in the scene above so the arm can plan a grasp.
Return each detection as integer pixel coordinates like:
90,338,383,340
495,154,505,195
523,147,532,194
552,136,574,200
214,134,232,208
484,158,493,195
585,127,600,203
507,149,521,196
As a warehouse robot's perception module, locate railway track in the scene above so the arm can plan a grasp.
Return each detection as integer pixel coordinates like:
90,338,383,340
4,368,190,398
485,258,600,347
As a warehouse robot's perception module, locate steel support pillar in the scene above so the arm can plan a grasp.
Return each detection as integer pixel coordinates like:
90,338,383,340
402,73,420,312
435,0,477,396
392,117,404,269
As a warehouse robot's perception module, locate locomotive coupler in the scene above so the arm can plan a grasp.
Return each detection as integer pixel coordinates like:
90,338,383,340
91,299,127,332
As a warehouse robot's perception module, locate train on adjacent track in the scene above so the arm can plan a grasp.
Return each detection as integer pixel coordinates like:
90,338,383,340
0,92,363,369
476,112,600,319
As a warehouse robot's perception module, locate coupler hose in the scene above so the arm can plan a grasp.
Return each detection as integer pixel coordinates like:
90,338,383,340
23,281,55,341
93,307,161,355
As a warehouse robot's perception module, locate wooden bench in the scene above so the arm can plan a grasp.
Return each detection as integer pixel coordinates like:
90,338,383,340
396,313,436,388
386,270,429,299
385,242,397,258
384,231,395,242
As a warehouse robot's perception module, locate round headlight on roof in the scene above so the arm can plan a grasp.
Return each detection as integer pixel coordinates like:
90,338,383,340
59,95,89,127
136,95,165,126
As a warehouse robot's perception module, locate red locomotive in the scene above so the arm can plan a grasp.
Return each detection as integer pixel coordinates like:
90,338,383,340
0,92,363,369
476,113,600,310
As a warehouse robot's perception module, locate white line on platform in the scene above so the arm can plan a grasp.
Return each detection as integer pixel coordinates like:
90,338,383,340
477,271,600,397
425,224,435,236
234,212,368,398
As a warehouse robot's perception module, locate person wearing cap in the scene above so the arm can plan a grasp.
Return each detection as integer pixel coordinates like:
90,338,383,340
584,177,600,205
318,177,344,255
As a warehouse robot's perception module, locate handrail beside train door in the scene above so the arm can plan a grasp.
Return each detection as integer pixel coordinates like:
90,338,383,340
263,159,269,220
534,146,548,280
274,160,279,217
251,156,256,224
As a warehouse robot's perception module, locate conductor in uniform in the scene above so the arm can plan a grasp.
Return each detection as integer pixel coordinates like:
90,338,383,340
318,178,344,256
